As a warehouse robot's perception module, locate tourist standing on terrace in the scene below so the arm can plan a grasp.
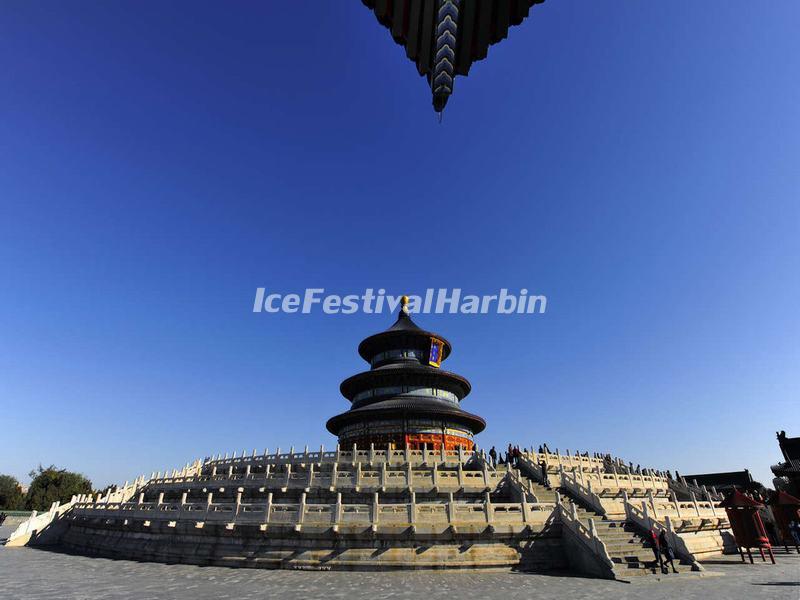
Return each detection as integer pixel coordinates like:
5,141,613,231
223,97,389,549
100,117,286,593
488,446,497,468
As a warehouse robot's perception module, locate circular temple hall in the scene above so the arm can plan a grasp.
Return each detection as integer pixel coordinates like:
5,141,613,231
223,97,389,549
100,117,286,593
327,298,485,451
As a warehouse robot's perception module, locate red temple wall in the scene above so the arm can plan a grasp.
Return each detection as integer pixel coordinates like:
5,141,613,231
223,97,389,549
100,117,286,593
338,432,474,451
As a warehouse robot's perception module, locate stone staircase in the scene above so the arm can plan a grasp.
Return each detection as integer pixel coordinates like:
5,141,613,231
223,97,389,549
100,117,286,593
518,467,686,579
572,507,666,577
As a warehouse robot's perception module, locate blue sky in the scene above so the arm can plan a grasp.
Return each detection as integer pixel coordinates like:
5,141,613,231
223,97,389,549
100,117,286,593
1,1,798,488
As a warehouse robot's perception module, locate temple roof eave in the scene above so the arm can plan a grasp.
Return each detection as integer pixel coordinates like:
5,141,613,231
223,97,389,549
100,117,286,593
357,330,453,362
340,366,471,400
326,403,486,437
356,312,452,362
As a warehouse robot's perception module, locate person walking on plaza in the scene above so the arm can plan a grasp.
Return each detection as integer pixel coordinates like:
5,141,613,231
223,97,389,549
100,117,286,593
489,446,497,468
659,530,679,573
648,528,664,573
789,520,800,549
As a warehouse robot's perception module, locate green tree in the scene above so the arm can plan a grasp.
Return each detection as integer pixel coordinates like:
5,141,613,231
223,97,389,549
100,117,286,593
0,474,25,510
25,465,92,511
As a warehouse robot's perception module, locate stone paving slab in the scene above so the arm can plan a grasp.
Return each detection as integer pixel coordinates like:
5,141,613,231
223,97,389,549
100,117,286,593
1,526,799,600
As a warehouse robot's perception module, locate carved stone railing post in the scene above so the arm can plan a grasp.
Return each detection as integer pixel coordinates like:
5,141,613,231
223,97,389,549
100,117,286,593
333,492,342,532
264,492,273,528
295,492,306,531
522,497,531,524
670,490,682,518
371,492,379,533
447,492,455,525
690,491,700,517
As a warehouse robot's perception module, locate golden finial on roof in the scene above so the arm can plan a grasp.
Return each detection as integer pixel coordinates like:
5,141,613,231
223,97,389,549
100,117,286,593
401,294,410,314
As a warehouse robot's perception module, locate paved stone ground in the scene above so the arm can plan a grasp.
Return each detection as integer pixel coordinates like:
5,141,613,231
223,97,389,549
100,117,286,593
1,526,798,600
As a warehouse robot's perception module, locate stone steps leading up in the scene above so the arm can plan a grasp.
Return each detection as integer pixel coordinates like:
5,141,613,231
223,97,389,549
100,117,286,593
513,468,689,581
554,488,685,579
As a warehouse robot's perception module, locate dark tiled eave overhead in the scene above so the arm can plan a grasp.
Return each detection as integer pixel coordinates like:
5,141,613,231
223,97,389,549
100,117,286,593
362,0,546,110
362,0,544,77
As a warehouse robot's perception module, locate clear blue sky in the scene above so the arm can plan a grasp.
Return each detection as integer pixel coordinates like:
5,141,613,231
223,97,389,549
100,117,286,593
1,1,798,489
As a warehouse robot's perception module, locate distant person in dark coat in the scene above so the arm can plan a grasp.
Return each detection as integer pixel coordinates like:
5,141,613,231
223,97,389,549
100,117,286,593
488,446,498,468
659,530,679,573
788,520,800,547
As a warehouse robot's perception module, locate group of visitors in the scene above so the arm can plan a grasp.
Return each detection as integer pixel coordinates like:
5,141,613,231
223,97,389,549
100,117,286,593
648,527,679,574
486,444,524,468
482,444,679,485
